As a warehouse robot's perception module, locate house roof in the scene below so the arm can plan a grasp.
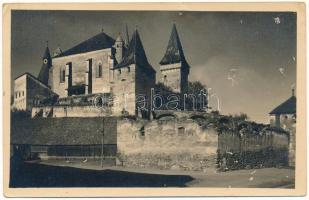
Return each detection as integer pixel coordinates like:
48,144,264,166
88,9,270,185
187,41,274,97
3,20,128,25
53,32,115,58
15,72,46,88
269,95,296,115
11,117,117,145
14,72,58,96
114,29,155,73
159,24,189,67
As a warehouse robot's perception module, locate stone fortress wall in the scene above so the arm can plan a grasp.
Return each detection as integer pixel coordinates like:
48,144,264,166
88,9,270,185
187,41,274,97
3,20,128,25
117,118,218,171
11,111,290,171
116,112,290,171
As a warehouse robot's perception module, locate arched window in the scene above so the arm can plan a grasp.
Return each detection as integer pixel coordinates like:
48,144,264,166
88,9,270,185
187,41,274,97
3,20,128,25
96,64,102,78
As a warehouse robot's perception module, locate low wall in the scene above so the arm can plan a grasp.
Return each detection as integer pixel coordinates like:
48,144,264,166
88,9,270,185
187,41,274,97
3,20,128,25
11,117,117,160
117,118,219,171
32,105,111,118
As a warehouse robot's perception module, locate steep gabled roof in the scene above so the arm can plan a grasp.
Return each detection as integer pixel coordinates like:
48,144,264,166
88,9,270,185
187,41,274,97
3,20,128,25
54,32,115,58
160,24,188,66
42,46,51,60
37,64,50,86
114,29,155,73
269,95,296,115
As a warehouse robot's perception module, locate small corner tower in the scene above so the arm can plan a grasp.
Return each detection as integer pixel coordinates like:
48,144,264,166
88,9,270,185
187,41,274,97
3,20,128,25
114,33,125,64
38,41,52,86
159,24,190,93
113,28,156,116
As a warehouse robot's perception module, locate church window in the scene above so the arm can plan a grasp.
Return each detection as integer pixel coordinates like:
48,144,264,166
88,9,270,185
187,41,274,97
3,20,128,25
96,64,102,78
60,68,65,83
127,67,130,72
22,91,24,96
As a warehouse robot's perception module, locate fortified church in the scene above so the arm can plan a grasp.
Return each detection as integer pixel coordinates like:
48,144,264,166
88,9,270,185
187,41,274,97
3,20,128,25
12,24,192,118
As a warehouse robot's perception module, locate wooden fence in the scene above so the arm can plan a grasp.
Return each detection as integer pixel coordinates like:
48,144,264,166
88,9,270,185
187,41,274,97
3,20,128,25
217,130,289,170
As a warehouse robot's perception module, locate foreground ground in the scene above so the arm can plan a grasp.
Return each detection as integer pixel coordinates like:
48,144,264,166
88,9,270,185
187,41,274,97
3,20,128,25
10,159,295,188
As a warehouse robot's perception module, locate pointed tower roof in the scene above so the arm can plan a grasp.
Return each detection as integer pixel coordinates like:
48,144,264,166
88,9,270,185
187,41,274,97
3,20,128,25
115,29,155,73
125,24,130,48
160,24,188,66
38,45,52,85
43,45,51,60
269,91,296,115
54,31,115,58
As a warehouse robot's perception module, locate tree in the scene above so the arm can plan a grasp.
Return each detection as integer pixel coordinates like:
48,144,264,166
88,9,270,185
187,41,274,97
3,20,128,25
187,81,207,95
154,82,173,94
186,81,208,111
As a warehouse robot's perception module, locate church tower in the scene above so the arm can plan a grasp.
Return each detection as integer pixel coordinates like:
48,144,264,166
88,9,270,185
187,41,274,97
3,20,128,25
38,42,52,86
159,24,190,93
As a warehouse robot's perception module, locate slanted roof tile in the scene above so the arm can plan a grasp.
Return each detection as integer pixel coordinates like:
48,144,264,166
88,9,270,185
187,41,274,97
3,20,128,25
269,96,296,115
114,29,155,74
54,32,115,58
160,24,188,66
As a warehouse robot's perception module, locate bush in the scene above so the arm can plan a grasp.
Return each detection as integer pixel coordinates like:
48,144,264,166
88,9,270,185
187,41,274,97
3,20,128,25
11,109,31,119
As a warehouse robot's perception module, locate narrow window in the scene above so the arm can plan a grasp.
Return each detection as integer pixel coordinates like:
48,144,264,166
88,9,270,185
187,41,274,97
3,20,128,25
178,127,185,136
139,126,145,137
96,64,102,78
118,69,121,80
22,91,24,96
127,67,130,72
164,75,167,82
60,68,65,83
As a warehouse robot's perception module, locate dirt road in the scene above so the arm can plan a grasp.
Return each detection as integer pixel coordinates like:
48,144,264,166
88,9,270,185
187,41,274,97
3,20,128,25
10,160,294,188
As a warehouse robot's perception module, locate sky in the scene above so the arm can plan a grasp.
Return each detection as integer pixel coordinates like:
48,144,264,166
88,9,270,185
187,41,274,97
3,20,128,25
11,11,296,123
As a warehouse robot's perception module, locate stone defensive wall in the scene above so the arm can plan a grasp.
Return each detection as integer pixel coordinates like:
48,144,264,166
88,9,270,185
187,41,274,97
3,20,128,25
117,112,290,171
11,111,290,171
117,118,219,171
